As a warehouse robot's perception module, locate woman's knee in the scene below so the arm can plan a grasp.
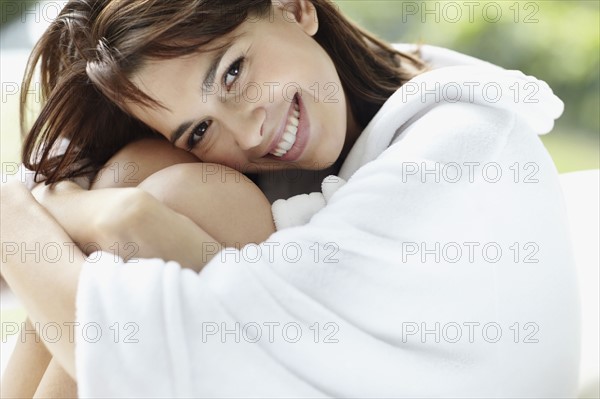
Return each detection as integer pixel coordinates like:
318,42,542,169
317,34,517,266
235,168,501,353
91,138,198,189
33,358,77,399
138,163,275,245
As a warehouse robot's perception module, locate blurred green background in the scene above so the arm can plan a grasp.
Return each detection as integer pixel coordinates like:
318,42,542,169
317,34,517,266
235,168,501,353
1,0,598,172
335,0,599,172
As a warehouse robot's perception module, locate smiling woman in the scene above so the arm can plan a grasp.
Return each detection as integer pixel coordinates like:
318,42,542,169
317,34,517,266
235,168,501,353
21,0,424,184
124,8,357,171
1,0,582,397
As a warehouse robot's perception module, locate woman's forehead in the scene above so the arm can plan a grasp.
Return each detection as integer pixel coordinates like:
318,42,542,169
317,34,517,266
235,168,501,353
133,26,248,84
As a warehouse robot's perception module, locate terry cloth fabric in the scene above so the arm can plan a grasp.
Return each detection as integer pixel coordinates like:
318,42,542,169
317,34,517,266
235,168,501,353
74,45,580,397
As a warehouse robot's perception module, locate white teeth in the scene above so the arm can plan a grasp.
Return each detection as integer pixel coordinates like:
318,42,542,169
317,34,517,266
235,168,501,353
282,131,295,143
270,98,300,157
285,125,298,135
277,140,293,151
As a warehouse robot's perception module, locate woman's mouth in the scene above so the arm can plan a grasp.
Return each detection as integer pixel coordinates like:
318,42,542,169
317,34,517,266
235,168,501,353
270,97,299,157
267,94,309,162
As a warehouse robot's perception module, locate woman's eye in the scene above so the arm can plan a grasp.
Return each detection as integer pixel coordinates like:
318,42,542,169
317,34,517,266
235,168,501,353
223,57,244,89
187,120,211,150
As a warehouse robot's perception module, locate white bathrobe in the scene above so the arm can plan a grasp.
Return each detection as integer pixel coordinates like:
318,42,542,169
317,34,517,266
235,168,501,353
74,45,581,398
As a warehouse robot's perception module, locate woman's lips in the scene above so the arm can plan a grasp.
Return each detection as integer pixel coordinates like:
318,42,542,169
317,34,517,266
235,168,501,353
265,93,309,162
267,95,299,157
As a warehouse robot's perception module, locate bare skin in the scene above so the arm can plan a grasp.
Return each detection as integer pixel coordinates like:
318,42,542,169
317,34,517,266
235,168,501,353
1,318,53,398
1,138,275,398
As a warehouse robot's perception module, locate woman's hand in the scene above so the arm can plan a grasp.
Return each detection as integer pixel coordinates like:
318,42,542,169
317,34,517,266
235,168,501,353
31,181,142,250
31,181,220,271
92,186,222,271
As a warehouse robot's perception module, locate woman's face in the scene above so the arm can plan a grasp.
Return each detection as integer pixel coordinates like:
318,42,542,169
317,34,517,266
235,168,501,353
128,1,360,173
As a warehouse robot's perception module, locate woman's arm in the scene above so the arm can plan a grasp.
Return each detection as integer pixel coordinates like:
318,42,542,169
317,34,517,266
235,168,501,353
1,177,226,378
4,149,274,395
1,180,82,379
1,140,206,399
31,180,222,271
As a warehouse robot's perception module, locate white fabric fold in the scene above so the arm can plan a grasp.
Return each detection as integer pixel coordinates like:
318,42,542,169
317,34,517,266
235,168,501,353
271,44,564,230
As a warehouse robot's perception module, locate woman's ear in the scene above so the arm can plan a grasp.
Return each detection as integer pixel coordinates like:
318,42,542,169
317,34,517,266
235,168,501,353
274,0,319,36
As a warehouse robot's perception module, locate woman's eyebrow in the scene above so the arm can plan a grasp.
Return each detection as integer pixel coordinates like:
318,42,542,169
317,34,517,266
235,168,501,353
203,45,231,91
202,37,242,91
170,46,230,144
170,38,242,143
171,121,193,144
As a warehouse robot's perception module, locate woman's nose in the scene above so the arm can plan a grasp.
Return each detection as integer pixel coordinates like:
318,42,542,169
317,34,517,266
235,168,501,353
223,107,266,151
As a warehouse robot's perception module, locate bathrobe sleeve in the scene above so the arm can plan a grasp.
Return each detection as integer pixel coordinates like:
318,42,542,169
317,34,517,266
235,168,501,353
75,102,580,398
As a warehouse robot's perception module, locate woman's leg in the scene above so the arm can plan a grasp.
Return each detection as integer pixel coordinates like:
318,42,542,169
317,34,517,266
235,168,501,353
3,139,199,398
94,137,274,245
90,137,198,189
137,162,275,246
20,137,273,397
0,318,52,398
33,358,78,399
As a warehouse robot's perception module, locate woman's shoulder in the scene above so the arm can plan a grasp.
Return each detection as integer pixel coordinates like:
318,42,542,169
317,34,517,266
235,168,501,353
340,45,563,180
374,63,563,147
385,101,516,164
393,42,503,70
385,45,563,135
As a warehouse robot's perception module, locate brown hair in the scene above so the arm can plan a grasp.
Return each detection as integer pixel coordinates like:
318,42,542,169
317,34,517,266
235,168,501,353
21,0,427,184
